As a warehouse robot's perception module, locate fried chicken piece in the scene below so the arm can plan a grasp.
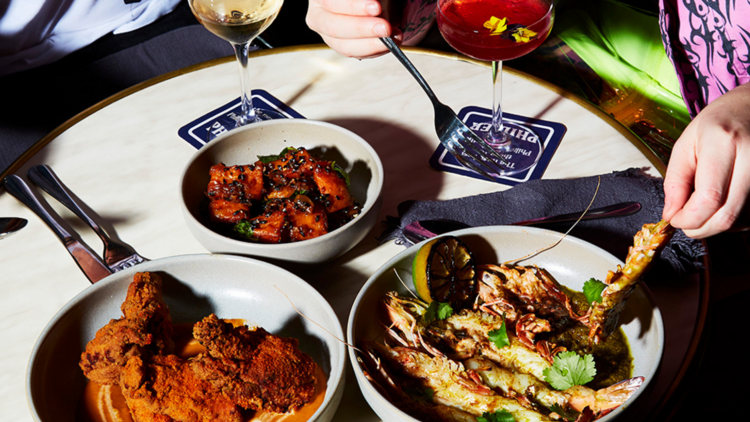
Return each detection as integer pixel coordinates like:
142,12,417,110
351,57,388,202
247,203,288,243
207,163,264,204
207,199,251,224
312,164,352,213
190,314,317,413
80,272,173,385
286,196,328,241
265,148,317,180
120,354,242,422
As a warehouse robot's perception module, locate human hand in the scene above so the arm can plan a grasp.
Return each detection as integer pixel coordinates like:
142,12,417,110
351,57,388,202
662,82,750,238
306,0,401,58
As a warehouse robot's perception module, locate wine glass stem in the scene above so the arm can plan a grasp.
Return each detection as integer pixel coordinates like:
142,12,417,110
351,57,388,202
489,60,508,145
233,42,257,126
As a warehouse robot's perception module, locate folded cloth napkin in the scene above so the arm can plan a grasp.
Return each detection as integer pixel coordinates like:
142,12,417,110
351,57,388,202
380,168,705,274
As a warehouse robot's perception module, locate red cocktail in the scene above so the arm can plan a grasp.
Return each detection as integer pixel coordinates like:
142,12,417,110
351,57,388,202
437,0,554,176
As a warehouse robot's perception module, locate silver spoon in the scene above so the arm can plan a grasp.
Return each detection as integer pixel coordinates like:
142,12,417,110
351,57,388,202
0,217,27,240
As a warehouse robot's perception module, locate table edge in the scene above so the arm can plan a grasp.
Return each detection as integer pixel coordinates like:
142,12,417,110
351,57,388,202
0,43,707,421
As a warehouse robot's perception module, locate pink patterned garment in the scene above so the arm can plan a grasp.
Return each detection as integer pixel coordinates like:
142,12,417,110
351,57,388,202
387,0,437,46
659,0,750,117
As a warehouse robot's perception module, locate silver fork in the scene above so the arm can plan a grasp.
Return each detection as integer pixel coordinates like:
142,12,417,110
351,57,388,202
27,165,147,272
380,37,511,180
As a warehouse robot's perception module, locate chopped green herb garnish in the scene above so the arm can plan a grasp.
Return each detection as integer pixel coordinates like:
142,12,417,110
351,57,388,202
257,147,298,164
543,351,596,391
477,410,515,422
331,161,350,187
424,301,453,323
488,314,509,349
583,278,607,304
233,220,255,240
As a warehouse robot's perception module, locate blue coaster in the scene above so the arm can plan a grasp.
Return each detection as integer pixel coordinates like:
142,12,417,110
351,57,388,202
429,106,566,186
178,89,305,149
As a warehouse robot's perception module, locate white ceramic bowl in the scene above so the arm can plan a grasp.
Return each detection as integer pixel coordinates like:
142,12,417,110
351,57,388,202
347,226,665,421
27,254,346,422
179,119,384,264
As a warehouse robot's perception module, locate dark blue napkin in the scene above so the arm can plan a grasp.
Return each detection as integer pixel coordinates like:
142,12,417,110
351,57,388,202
380,168,704,274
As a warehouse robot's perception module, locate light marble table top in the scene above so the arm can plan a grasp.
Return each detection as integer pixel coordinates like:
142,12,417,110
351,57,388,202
0,45,704,422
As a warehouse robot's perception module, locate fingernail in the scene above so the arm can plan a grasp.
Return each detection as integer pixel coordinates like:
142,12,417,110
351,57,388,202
392,29,403,42
365,2,380,16
374,23,388,37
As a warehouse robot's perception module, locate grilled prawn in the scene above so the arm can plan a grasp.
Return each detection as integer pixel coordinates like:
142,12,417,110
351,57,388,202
465,358,643,416
587,220,675,344
365,342,554,422
384,293,558,378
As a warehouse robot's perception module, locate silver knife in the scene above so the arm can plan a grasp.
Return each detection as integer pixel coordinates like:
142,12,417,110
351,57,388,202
403,201,642,244
2,175,112,284
28,165,147,272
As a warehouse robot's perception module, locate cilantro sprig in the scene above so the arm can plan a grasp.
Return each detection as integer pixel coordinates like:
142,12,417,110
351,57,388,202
477,410,515,422
488,315,509,349
582,278,607,304
424,301,453,323
543,351,597,391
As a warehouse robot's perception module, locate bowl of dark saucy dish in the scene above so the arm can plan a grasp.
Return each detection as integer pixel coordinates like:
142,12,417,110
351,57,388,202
27,254,346,422
179,119,383,264
348,226,665,422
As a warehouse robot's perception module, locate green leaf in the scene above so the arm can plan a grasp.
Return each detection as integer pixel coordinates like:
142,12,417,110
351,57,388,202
476,410,515,422
331,161,350,187
543,351,597,391
424,301,453,323
233,220,255,240
583,278,607,304
437,302,453,319
257,146,298,164
488,317,510,349
549,404,580,422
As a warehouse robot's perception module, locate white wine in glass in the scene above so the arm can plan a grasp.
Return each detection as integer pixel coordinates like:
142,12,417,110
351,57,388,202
190,0,285,128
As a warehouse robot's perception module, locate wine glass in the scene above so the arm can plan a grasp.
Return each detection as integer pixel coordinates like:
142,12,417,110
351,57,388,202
189,0,285,129
437,0,554,176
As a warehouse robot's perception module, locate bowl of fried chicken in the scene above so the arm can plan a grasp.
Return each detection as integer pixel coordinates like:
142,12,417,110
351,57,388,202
27,254,346,422
179,119,384,264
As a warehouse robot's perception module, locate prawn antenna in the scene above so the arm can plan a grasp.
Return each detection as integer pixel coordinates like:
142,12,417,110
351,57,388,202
393,268,420,299
505,176,601,265
274,285,363,354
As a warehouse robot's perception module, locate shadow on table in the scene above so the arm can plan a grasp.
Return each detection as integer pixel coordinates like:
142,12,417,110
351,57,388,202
323,117,446,213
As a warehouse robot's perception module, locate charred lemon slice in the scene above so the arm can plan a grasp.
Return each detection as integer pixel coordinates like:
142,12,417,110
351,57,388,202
412,236,478,308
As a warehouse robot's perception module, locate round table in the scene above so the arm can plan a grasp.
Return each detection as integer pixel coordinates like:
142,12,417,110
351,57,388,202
0,45,705,422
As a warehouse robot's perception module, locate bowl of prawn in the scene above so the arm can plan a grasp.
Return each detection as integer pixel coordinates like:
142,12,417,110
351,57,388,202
27,254,346,422
179,119,384,264
347,226,665,421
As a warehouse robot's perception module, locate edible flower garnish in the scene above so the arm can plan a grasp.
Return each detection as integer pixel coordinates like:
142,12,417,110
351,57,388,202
543,351,597,390
483,16,508,35
484,16,538,43
511,26,537,43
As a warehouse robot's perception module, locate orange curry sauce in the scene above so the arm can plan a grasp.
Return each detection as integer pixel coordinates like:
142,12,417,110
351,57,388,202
77,322,327,422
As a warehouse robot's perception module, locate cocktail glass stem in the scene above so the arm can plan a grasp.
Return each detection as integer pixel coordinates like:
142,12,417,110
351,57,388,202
488,60,509,145
234,42,257,126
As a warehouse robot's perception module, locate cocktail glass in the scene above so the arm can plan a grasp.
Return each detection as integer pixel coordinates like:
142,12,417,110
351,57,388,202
437,0,554,176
